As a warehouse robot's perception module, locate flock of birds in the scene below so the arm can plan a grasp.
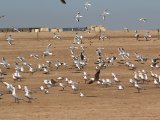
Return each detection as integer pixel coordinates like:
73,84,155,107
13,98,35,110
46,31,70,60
0,0,159,104
0,28,159,103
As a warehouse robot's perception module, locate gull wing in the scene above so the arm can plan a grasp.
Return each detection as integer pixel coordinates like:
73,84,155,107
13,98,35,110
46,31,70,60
45,44,52,52
60,0,66,4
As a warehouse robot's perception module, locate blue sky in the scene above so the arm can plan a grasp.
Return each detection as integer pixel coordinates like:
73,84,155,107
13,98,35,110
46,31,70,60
0,0,160,29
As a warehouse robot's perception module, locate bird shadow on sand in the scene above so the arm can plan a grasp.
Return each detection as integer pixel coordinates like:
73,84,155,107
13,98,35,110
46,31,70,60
85,95,97,97
72,71,81,73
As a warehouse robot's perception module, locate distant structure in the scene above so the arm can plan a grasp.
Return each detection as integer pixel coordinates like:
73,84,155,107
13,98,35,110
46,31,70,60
88,25,106,32
0,26,105,33
63,27,87,32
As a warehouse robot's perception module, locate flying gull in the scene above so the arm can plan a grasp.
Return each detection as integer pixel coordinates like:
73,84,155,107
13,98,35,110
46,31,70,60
75,12,83,22
60,0,66,4
100,9,110,21
84,1,91,11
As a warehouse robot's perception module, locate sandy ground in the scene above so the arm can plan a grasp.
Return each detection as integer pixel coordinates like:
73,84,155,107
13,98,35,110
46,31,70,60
0,30,160,120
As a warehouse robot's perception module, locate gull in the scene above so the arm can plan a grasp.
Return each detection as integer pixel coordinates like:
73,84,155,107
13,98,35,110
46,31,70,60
129,78,136,87
43,67,50,74
30,53,39,59
134,52,147,63
53,33,61,40
96,48,104,58
67,79,78,86
80,52,86,61
84,1,91,11
150,57,160,68
11,26,20,32
17,85,22,90
134,81,142,93
40,86,49,94
57,76,64,80
71,84,78,92
0,92,3,99
44,89,49,94
75,12,83,22
24,86,33,103
101,79,112,87
80,92,84,97
38,64,47,71
118,48,129,60
144,32,151,41
123,27,129,32
0,15,5,19
59,83,66,91
43,79,57,88
80,45,87,52
117,84,124,90
60,0,66,4
6,35,14,45
83,72,89,83
43,79,53,88
74,33,83,44
54,60,63,69
2,82,14,94
69,45,78,55
134,30,139,40
88,69,100,84
153,79,160,88
99,33,108,41
12,70,22,81
27,64,36,74
11,86,22,103
40,86,44,91
46,60,53,67
15,62,24,72
0,72,4,81
16,56,25,61
43,44,53,56
111,73,120,84
106,56,117,65
139,18,147,22
0,57,10,69
100,9,110,21
125,62,136,70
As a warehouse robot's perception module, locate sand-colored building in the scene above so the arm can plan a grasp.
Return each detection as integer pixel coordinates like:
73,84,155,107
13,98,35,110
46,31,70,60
50,28,63,33
88,25,106,32
40,28,49,32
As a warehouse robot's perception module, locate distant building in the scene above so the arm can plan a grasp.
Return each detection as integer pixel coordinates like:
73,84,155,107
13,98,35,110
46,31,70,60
0,26,88,33
40,28,49,32
50,28,63,33
62,27,87,32
88,25,106,32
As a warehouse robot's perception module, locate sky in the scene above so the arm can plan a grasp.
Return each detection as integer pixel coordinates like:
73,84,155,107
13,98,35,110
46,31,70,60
0,0,160,30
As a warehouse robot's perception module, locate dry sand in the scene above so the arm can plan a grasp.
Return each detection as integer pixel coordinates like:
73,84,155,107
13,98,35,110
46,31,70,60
0,30,160,120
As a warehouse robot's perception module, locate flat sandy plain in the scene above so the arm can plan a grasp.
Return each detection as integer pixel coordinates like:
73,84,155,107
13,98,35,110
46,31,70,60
0,30,160,120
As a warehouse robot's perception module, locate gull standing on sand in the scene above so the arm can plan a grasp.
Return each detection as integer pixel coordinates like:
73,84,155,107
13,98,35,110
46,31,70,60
134,81,142,93
6,35,14,45
53,33,61,40
11,86,22,103
74,33,83,44
24,86,33,103
2,82,14,94
0,57,10,69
